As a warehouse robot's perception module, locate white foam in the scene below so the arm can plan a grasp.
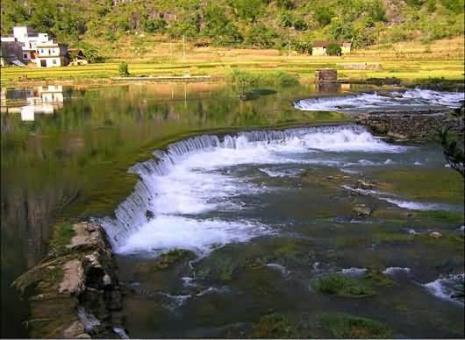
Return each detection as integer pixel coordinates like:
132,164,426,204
196,286,229,297
266,263,290,276
117,215,269,256
379,197,452,211
258,168,303,178
401,88,464,107
341,267,368,276
294,89,464,112
383,267,411,275
102,125,407,255
424,273,464,305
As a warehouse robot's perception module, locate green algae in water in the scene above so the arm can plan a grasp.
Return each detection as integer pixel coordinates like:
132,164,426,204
150,249,195,271
320,313,392,339
311,274,376,298
252,313,297,338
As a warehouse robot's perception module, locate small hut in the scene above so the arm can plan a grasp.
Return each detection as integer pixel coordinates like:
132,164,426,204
68,49,88,65
315,69,337,83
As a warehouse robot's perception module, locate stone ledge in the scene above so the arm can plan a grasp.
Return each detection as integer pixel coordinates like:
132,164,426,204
12,222,126,339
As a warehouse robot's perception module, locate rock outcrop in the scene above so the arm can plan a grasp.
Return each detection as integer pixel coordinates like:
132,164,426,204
13,222,126,339
356,110,451,141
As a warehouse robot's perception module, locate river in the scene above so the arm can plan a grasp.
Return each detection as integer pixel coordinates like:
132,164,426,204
1,82,463,338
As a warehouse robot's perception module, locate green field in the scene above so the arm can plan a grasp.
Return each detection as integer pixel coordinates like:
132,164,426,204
1,37,464,85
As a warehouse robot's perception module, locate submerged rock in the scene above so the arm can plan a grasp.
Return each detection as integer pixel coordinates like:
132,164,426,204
355,179,376,190
429,231,443,239
353,204,373,217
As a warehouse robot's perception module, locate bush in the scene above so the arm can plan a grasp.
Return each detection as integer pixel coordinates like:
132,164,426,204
245,25,278,48
276,0,294,10
144,18,167,33
78,43,105,63
293,40,312,54
314,7,333,27
118,62,130,77
326,43,342,56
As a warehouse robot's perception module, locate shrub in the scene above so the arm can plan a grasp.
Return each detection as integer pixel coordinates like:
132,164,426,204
144,18,167,33
293,40,312,54
245,25,279,48
78,43,105,63
276,0,294,10
314,7,333,27
326,43,342,56
118,62,130,77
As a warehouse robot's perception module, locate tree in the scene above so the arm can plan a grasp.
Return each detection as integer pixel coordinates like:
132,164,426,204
118,62,130,77
314,7,333,27
230,0,265,22
245,25,278,48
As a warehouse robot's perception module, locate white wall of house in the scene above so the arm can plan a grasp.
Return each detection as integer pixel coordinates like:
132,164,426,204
35,44,68,67
35,57,63,67
312,47,327,56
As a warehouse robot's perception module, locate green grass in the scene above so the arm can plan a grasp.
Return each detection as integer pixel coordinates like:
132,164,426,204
376,168,464,205
49,222,75,254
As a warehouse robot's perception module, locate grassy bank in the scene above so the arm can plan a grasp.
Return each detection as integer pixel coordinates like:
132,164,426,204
1,37,463,86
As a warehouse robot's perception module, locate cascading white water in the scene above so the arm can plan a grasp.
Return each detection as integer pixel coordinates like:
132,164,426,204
294,89,465,112
100,124,406,255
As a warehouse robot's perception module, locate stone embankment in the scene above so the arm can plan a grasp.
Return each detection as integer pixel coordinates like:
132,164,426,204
13,222,125,339
356,110,458,141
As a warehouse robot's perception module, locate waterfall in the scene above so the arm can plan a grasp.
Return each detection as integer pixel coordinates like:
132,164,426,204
99,124,404,254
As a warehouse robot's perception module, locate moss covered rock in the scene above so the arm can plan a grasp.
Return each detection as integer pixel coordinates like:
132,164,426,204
320,313,392,338
311,274,376,298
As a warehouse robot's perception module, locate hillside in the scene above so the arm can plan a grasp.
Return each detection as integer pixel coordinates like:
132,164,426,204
1,0,464,58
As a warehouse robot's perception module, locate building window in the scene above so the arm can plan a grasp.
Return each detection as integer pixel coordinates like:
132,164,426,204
53,59,57,64
23,54,27,59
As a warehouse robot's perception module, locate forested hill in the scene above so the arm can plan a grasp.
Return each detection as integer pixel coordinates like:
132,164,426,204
1,0,464,50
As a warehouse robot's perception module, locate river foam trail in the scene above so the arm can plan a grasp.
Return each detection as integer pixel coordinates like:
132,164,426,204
294,89,464,112
100,125,406,256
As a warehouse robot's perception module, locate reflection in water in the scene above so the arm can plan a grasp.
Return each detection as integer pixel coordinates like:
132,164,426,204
1,85,64,121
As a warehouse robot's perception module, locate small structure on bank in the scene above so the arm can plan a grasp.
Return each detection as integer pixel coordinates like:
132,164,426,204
68,49,88,65
315,69,338,83
312,41,352,56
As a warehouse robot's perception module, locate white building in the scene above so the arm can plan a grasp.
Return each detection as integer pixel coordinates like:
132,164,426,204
0,26,69,67
13,26,50,62
35,42,69,67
